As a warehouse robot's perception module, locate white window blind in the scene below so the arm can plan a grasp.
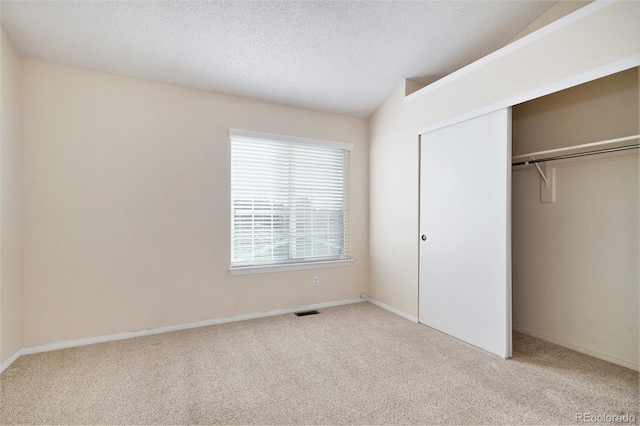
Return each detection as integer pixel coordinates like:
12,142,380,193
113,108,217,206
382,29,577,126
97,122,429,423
230,130,351,268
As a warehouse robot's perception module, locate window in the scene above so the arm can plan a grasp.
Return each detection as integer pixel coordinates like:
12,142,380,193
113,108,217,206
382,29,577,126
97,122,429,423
230,129,352,274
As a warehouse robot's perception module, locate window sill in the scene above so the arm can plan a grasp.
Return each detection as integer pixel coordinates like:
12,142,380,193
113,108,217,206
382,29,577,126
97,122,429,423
229,259,353,275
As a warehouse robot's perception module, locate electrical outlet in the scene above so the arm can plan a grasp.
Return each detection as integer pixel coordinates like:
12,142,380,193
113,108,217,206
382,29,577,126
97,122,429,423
360,293,368,300
313,276,319,287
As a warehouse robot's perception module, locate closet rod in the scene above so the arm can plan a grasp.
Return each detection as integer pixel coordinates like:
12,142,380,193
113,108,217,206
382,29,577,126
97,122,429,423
512,144,639,167
512,134,640,160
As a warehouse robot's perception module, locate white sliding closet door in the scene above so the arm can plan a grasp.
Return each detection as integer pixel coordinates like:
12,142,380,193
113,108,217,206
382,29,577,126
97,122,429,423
419,108,512,358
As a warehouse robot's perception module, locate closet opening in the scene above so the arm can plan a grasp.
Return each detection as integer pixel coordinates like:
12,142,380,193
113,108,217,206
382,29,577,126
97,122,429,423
510,67,639,372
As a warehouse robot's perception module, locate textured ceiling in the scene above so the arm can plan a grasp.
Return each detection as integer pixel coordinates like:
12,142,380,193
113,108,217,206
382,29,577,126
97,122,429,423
0,1,555,118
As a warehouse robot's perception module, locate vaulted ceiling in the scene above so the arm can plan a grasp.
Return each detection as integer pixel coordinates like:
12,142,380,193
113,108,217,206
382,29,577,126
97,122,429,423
1,1,555,117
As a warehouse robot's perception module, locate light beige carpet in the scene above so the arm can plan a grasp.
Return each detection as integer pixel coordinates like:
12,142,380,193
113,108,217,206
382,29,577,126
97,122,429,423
1,302,638,425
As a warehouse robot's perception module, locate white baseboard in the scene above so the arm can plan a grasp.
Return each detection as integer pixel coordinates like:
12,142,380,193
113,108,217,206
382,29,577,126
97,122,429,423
367,298,418,323
0,349,22,375
513,325,638,372
0,298,364,375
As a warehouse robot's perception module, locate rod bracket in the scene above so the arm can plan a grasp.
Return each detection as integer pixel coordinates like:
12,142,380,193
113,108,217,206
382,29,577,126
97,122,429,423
530,158,549,187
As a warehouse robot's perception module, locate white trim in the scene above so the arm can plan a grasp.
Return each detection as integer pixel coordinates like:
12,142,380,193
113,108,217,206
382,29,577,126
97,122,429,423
0,349,22,375
10,299,364,360
417,55,640,136
367,298,418,323
506,111,513,359
229,129,353,151
404,0,616,103
513,325,638,372
229,259,352,275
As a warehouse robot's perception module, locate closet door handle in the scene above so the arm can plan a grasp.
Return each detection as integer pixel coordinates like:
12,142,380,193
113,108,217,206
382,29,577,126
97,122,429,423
421,235,427,241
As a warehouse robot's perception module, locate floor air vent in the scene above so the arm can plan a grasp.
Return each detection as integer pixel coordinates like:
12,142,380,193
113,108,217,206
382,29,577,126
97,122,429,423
294,310,320,317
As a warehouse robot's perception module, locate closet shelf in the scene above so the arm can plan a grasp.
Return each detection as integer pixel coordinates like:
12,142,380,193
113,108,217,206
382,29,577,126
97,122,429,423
512,134,639,167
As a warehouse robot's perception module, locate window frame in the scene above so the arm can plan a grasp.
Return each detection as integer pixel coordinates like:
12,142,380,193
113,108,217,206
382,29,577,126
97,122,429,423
229,129,353,275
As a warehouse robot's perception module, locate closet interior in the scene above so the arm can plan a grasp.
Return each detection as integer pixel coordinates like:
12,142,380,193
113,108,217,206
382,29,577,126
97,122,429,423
510,67,639,371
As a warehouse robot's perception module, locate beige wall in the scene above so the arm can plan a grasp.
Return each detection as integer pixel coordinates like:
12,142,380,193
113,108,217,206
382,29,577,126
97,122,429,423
369,84,420,317
512,68,639,155
0,27,22,363
512,69,639,369
20,58,368,347
368,0,639,325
